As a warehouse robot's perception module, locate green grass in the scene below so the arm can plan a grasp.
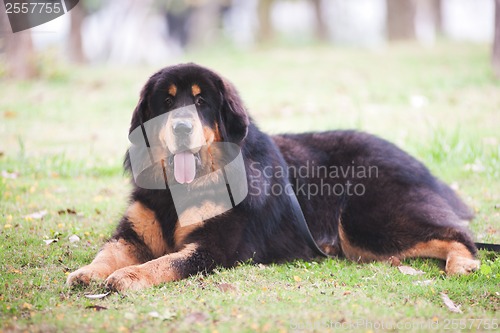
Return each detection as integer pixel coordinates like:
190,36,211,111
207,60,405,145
1,42,499,332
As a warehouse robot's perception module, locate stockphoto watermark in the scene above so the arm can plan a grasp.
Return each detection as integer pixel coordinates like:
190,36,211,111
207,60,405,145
248,161,379,199
2,0,80,33
289,318,499,331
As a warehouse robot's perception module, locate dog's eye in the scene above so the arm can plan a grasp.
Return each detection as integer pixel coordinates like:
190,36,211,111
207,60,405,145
195,96,205,106
164,97,173,107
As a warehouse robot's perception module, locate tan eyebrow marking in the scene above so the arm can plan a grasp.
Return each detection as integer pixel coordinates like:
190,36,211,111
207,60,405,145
191,84,201,96
168,84,177,96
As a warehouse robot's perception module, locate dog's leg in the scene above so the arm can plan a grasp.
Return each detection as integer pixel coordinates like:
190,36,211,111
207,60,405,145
67,201,169,287
401,239,480,275
66,239,142,286
105,243,215,292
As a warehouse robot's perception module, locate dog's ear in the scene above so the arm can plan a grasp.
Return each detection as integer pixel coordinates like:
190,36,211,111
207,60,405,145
129,74,160,134
218,79,249,144
129,97,148,135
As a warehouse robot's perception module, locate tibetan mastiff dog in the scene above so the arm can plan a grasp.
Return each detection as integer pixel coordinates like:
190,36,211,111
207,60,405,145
67,63,480,291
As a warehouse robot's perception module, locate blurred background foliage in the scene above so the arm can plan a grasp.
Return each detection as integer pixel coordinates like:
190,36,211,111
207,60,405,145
0,0,499,78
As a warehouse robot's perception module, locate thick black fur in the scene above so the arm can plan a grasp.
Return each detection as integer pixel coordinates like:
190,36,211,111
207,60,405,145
117,63,476,277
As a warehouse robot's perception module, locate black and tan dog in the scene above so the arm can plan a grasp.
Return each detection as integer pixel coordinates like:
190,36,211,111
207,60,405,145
67,64,480,292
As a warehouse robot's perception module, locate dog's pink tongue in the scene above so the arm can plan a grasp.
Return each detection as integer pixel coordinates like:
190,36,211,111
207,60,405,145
174,152,196,184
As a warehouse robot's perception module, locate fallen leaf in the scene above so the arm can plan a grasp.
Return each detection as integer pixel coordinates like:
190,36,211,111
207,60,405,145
24,210,47,220
21,302,32,310
148,311,160,318
98,188,114,196
440,293,462,313
183,312,208,324
217,283,237,293
43,239,58,245
413,279,434,286
7,268,22,274
293,276,302,282
343,291,352,296
85,305,108,311
398,265,425,276
148,310,176,321
3,111,17,118
68,234,80,243
58,208,77,215
84,292,110,299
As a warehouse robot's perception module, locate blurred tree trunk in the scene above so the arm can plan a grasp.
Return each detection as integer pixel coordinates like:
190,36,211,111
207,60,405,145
68,4,87,63
386,0,416,40
187,1,220,49
431,0,442,35
311,0,327,41
0,8,37,79
494,0,500,78
257,0,274,43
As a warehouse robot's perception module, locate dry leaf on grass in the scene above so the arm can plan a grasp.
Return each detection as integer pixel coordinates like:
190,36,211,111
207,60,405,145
184,312,208,324
84,292,110,299
412,279,434,286
148,310,176,321
58,208,77,215
398,265,425,276
68,234,80,243
43,239,58,245
85,305,108,311
440,293,462,313
25,210,47,220
217,283,237,293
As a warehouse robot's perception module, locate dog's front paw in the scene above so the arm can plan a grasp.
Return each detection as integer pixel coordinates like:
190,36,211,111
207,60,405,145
66,264,110,287
105,266,154,292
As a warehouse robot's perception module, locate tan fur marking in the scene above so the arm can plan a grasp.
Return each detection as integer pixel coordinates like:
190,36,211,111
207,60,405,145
203,126,215,145
105,244,198,291
400,240,479,275
66,239,140,286
127,202,170,257
338,221,386,262
214,122,222,142
168,84,177,96
319,243,340,256
93,239,140,269
400,240,471,260
174,223,202,249
175,201,226,231
338,222,479,275
191,84,201,96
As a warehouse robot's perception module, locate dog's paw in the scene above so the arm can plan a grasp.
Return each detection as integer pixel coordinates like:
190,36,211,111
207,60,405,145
66,265,110,287
446,256,480,275
105,266,154,292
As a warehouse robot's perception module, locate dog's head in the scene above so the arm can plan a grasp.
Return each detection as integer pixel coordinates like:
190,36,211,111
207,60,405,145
128,63,249,186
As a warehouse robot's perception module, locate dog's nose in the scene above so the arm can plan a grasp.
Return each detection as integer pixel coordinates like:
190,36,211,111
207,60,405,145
173,120,193,135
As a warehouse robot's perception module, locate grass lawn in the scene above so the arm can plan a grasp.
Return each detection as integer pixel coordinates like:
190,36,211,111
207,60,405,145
1,42,499,332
